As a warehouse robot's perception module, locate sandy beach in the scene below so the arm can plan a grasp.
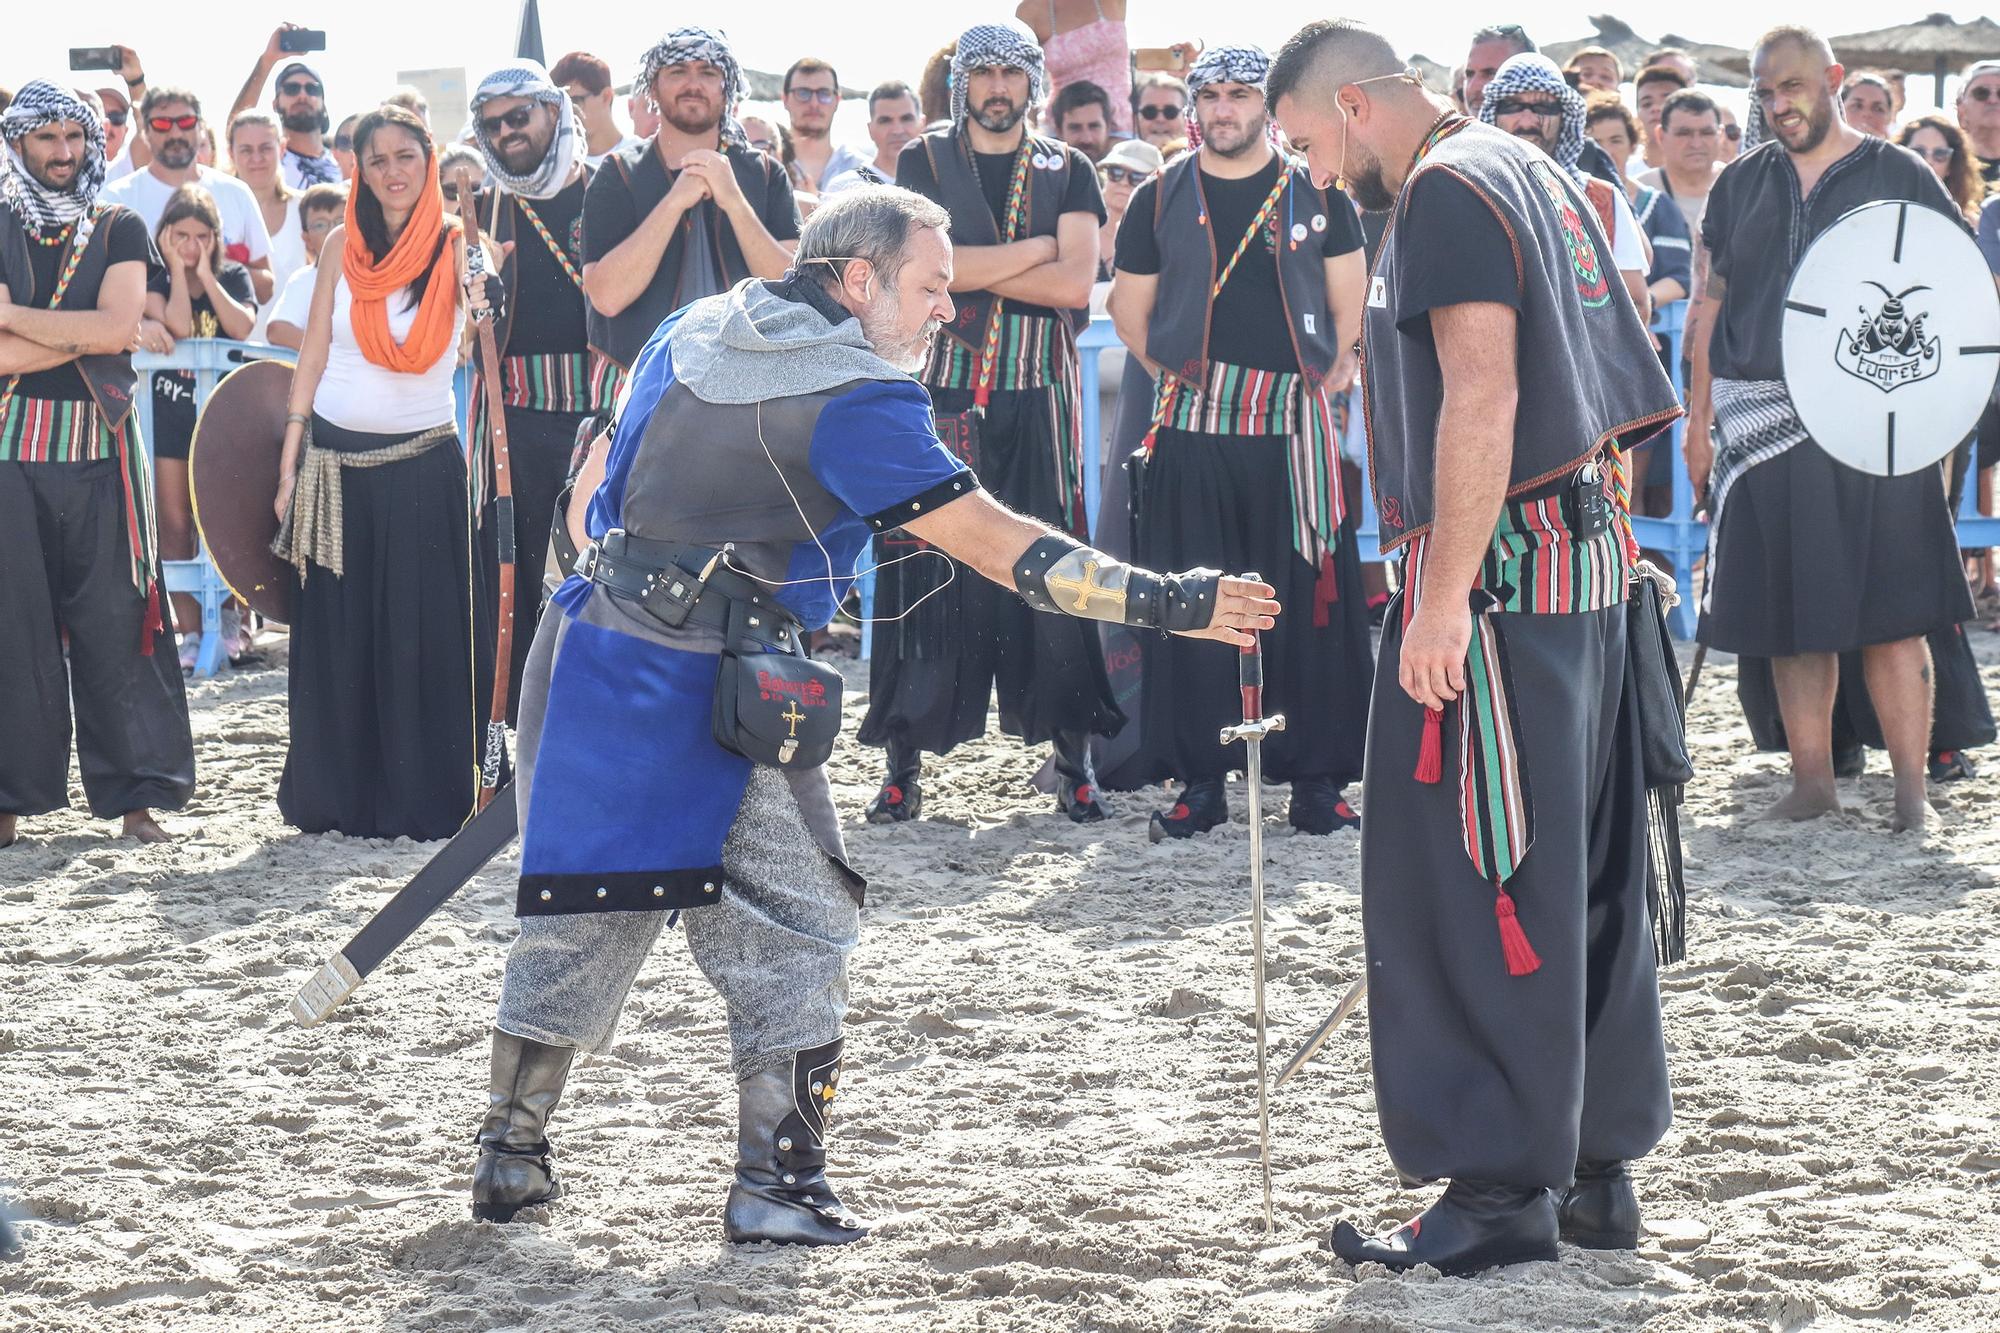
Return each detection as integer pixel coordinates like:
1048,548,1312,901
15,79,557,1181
5,630,2000,1332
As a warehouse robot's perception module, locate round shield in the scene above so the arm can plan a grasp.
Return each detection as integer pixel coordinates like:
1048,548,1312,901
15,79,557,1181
189,358,295,624
1781,200,2000,476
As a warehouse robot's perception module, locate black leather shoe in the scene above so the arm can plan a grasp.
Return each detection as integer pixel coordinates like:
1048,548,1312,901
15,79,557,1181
1289,778,1361,835
1330,1179,1558,1276
1054,731,1111,823
1930,749,1977,783
1558,1159,1640,1250
1148,778,1227,841
865,744,922,824
1834,743,1866,779
472,1030,575,1222
724,1039,869,1246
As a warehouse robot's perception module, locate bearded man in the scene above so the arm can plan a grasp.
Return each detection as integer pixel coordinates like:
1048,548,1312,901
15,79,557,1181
469,186,1278,1243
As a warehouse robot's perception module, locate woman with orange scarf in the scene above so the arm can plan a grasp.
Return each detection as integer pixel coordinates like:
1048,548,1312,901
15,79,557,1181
273,104,501,839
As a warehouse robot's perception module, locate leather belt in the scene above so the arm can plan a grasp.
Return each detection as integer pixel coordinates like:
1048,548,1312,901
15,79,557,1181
577,529,803,650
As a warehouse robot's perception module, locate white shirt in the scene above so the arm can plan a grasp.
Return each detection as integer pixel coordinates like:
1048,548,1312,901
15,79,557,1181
253,195,307,342
282,147,342,190
1606,182,1647,274
103,165,272,267
315,271,463,435
267,263,317,338
583,133,644,169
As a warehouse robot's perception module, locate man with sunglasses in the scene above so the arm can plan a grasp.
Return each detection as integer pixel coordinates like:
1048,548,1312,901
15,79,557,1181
1270,19,1679,1276
104,87,273,307
226,25,338,188
1132,71,1189,150
550,51,642,170
1956,60,2000,186
1104,42,1374,839
783,58,869,198
464,60,625,722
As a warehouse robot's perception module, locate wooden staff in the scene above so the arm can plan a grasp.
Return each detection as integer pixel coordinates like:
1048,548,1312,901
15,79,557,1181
460,170,515,813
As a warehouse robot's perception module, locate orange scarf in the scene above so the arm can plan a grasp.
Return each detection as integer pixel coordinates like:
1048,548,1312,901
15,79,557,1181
342,154,462,374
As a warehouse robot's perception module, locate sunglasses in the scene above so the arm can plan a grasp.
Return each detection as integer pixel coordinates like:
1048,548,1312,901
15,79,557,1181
1967,85,2000,102
149,114,200,132
280,80,323,98
1099,165,1151,184
787,87,838,105
1724,125,1741,141
1490,98,1561,119
1138,103,1184,121
104,110,128,126
478,105,538,136
1916,145,1955,163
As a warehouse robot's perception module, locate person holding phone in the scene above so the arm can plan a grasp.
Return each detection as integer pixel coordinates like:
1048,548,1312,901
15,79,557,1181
227,24,338,188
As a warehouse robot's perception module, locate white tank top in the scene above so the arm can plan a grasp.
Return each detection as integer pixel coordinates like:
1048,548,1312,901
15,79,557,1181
314,269,463,435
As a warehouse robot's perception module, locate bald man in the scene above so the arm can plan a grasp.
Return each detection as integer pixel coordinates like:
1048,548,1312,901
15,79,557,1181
1270,19,1679,1278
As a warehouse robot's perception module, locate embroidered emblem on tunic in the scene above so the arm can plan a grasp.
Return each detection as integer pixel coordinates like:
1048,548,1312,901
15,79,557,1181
1527,159,1609,309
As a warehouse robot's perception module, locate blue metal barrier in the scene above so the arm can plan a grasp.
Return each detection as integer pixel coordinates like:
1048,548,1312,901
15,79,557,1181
132,339,297,677
1627,302,1701,637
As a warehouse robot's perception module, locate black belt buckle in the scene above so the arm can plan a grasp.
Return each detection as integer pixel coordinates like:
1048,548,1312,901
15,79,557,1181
637,550,717,630
1566,460,1611,537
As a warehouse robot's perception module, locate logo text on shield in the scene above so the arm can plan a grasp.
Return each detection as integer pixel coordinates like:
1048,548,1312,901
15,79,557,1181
1835,282,1941,393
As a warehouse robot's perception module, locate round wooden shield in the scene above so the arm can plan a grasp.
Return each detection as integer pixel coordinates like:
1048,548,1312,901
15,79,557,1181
1781,200,2000,476
190,359,295,624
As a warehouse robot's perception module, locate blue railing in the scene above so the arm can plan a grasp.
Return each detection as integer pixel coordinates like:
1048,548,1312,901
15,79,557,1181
133,339,297,677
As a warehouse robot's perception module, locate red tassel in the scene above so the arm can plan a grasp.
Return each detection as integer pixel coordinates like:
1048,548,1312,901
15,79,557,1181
1494,887,1542,976
1414,706,1443,783
1312,551,1337,627
139,582,162,657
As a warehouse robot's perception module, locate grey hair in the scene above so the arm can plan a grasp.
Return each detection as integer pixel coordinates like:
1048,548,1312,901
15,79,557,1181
795,185,951,291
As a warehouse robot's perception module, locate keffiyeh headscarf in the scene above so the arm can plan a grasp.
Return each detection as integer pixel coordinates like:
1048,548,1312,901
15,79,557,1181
637,26,747,146
950,20,1047,125
1183,42,1275,149
1478,53,1587,181
0,80,107,230
470,60,581,200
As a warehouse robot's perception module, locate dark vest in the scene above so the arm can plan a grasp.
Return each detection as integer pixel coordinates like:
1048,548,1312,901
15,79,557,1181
477,167,592,358
586,139,778,370
1363,122,1679,552
0,204,141,429
1144,152,1339,389
918,125,1087,349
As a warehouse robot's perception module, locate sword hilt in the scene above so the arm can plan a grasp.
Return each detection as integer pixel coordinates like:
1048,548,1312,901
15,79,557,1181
1238,573,1263,723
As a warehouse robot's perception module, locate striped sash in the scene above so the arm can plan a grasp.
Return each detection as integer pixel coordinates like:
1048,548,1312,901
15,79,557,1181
468,350,626,513
924,312,1088,536
0,394,117,462
1148,357,1349,567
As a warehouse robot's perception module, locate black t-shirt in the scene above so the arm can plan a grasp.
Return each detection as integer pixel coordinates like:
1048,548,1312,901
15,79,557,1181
500,175,591,356
1704,138,1963,381
147,260,255,430
1383,168,1523,346
15,209,160,402
897,138,1105,322
1116,155,1363,372
581,142,800,298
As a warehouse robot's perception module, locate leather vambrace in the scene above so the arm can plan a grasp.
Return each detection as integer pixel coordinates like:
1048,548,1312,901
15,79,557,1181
1012,533,1221,632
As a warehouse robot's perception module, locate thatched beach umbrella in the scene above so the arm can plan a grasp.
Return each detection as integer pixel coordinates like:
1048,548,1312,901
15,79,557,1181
1543,15,1750,88
1831,13,2000,105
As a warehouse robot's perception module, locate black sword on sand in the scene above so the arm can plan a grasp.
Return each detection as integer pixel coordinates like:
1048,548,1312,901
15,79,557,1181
289,785,518,1026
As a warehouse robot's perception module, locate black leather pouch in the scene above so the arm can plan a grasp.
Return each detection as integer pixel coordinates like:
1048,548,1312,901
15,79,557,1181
711,601,842,769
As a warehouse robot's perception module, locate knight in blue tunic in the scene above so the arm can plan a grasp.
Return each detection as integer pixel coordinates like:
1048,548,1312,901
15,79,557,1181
467,186,1281,1244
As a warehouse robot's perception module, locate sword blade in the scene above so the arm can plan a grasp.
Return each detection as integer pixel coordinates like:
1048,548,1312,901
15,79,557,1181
1244,736,1273,1235
1275,975,1369,1087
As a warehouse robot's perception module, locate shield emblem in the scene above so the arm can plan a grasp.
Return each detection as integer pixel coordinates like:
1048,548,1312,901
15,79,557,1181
189,358,295,623
1781,199,2000,476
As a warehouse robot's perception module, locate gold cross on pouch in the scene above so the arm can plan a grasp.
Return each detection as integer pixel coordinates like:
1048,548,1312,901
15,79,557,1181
1046,559,1110,614
782,701,807,736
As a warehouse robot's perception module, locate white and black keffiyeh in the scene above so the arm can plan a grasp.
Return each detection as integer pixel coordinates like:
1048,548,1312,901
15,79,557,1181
950,20,1047,125
0,80,107,230
637,26,748,145
1702,377,1809,609
1479,53,1587,182
1183,42,1274,148
470,59,581,200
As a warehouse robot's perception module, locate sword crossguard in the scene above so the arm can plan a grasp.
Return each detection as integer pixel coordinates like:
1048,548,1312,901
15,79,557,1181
1220,714,1287,745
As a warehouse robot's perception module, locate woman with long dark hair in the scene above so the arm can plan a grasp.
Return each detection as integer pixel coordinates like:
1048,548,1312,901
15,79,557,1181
1897,114,1981,224
273,104,499,839
144,183,256,670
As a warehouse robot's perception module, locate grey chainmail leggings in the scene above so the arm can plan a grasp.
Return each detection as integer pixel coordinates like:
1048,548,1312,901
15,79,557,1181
495,766,861,1078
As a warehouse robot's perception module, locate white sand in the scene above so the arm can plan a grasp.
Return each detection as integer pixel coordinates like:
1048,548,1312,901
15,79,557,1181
5,632,2000,1331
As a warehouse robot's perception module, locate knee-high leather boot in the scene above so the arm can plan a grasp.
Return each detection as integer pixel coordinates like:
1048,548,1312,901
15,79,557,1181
723,1038,868,1245
471,1029,574,1222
